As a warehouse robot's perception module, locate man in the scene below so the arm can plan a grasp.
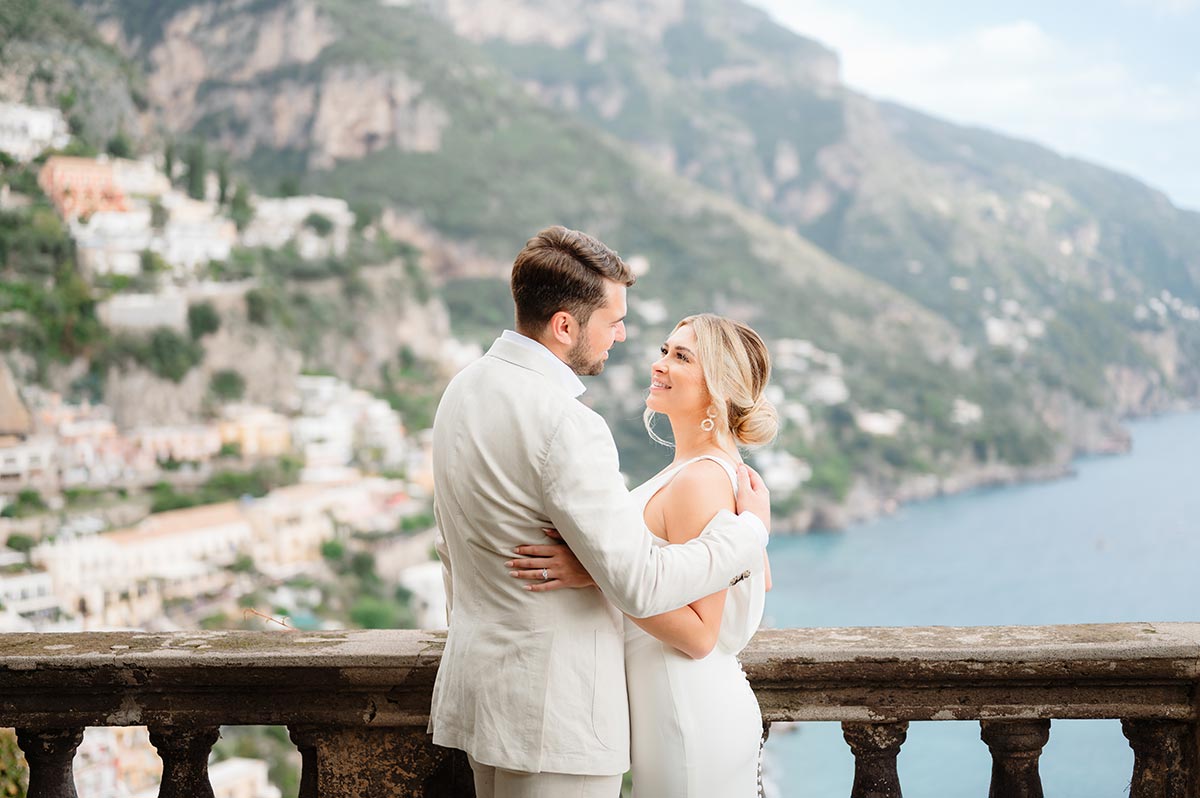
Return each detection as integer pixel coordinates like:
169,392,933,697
429,225,770,797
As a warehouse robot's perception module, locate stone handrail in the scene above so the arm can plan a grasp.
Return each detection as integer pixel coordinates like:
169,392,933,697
1,623,1198,797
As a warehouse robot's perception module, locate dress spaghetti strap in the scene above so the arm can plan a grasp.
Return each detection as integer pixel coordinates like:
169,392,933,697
688,454,740,497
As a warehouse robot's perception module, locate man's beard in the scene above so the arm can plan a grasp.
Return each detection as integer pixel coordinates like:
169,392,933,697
566,335,605,376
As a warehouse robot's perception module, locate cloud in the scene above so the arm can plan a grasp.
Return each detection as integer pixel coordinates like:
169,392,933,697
749,0,1200,208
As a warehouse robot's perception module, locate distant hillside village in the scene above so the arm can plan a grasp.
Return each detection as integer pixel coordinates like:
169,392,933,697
0,99,450,648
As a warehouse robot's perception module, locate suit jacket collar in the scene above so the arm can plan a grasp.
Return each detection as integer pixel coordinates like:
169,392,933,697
486,334,587,398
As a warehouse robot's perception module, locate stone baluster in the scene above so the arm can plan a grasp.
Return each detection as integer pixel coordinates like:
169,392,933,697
288,725,474,798
148,725,220,798
980,719,1050,798
1122,719,1194,798
842,721,908,798
289,725,321,798
15,727,85,798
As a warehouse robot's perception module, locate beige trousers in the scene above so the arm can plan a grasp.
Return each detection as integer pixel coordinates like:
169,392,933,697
468,754,623,798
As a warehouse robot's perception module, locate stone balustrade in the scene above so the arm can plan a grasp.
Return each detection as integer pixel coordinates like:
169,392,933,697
1,623,1197,797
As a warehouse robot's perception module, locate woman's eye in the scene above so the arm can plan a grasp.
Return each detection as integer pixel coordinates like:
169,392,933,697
660,346,668,355
676,352,688,362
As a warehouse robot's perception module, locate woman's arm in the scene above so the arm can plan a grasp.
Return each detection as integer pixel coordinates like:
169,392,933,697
627,461,736,659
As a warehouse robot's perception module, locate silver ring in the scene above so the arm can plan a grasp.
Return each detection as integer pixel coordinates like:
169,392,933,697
541,568,549,581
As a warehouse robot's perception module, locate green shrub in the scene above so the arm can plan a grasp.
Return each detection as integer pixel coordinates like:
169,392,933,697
4,532,37,553
244,289,268,324
303,212,333,236
209,369,245,400
146,328,204,381
187,301,220,339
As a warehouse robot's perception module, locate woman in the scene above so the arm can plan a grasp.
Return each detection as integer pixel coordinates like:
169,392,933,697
509,313,777,797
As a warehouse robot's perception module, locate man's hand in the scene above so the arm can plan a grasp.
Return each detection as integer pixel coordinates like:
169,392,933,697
736,464,771,534
506,529,597,592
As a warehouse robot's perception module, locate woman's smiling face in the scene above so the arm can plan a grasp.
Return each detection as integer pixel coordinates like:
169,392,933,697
646,323,709,419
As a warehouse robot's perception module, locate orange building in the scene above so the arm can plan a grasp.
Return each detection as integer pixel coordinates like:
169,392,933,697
38,156,128,219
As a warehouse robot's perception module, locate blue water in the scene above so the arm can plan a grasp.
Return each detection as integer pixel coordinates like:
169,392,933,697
763,410,1200,797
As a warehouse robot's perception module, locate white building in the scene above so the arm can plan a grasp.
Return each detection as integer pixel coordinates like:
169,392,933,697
0,569,61,624
128,423,222,463
241,195,355,259
218,404,293,458
0,102,70,161
32,501,252,627
291,411,356,470
0,435,58,490
806,374,850,406
358,396,408,467
751,449,813,495
56,416,133,487
72,206,154,277
97,291,189,332
152,191,236,274
855,409,906,437
111,157,172,197
292,375,407,471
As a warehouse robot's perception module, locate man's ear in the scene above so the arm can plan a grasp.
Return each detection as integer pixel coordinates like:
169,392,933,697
548,310,576,346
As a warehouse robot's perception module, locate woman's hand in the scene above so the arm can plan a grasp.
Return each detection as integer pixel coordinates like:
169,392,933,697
506,529,596,592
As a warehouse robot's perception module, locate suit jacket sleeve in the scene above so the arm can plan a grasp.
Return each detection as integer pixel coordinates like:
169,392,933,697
541,406,764,618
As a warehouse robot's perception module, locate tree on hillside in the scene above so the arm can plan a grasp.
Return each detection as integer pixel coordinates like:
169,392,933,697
217,155,230,205
106,131,132,159
184,141,206,200
229,183,253,231
5,532,36,554
149,198,168,230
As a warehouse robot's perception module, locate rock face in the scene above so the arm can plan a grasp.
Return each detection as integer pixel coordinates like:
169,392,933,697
306,68,449,170
90,0,450,172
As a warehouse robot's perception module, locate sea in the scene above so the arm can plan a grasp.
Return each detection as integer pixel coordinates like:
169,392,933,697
763,410,1200,797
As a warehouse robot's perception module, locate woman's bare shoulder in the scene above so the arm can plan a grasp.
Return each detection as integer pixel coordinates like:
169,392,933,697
661,459,737,544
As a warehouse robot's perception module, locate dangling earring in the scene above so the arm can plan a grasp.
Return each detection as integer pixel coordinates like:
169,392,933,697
700,405,718,432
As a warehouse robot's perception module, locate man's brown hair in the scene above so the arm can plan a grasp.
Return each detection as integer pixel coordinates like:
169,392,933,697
510,226,635,332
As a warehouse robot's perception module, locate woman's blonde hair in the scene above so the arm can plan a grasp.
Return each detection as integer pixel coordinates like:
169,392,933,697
644,314,778,447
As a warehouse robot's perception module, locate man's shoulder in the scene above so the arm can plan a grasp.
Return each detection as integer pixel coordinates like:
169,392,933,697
440,353,584,429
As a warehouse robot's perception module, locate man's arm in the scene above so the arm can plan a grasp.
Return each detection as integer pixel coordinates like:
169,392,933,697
540,408,766,618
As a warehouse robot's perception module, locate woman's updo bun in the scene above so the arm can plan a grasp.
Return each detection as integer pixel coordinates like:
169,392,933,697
730,393,778,447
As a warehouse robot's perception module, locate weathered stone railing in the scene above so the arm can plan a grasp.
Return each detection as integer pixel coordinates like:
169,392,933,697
1,623,1198,797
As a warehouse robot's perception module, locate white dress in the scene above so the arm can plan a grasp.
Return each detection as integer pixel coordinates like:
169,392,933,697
624,455,767,798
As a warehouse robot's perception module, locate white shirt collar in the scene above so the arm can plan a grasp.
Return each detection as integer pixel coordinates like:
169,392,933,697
501,330,587,397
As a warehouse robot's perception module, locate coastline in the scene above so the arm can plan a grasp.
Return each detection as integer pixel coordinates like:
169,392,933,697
779,400,1200,535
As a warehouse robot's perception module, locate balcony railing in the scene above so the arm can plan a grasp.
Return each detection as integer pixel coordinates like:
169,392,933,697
1,623,1197,797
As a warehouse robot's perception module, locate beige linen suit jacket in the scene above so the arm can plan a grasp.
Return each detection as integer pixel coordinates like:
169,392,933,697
428,336,764,776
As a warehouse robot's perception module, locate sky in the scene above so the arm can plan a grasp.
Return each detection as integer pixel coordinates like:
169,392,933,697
748,0,1200,211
